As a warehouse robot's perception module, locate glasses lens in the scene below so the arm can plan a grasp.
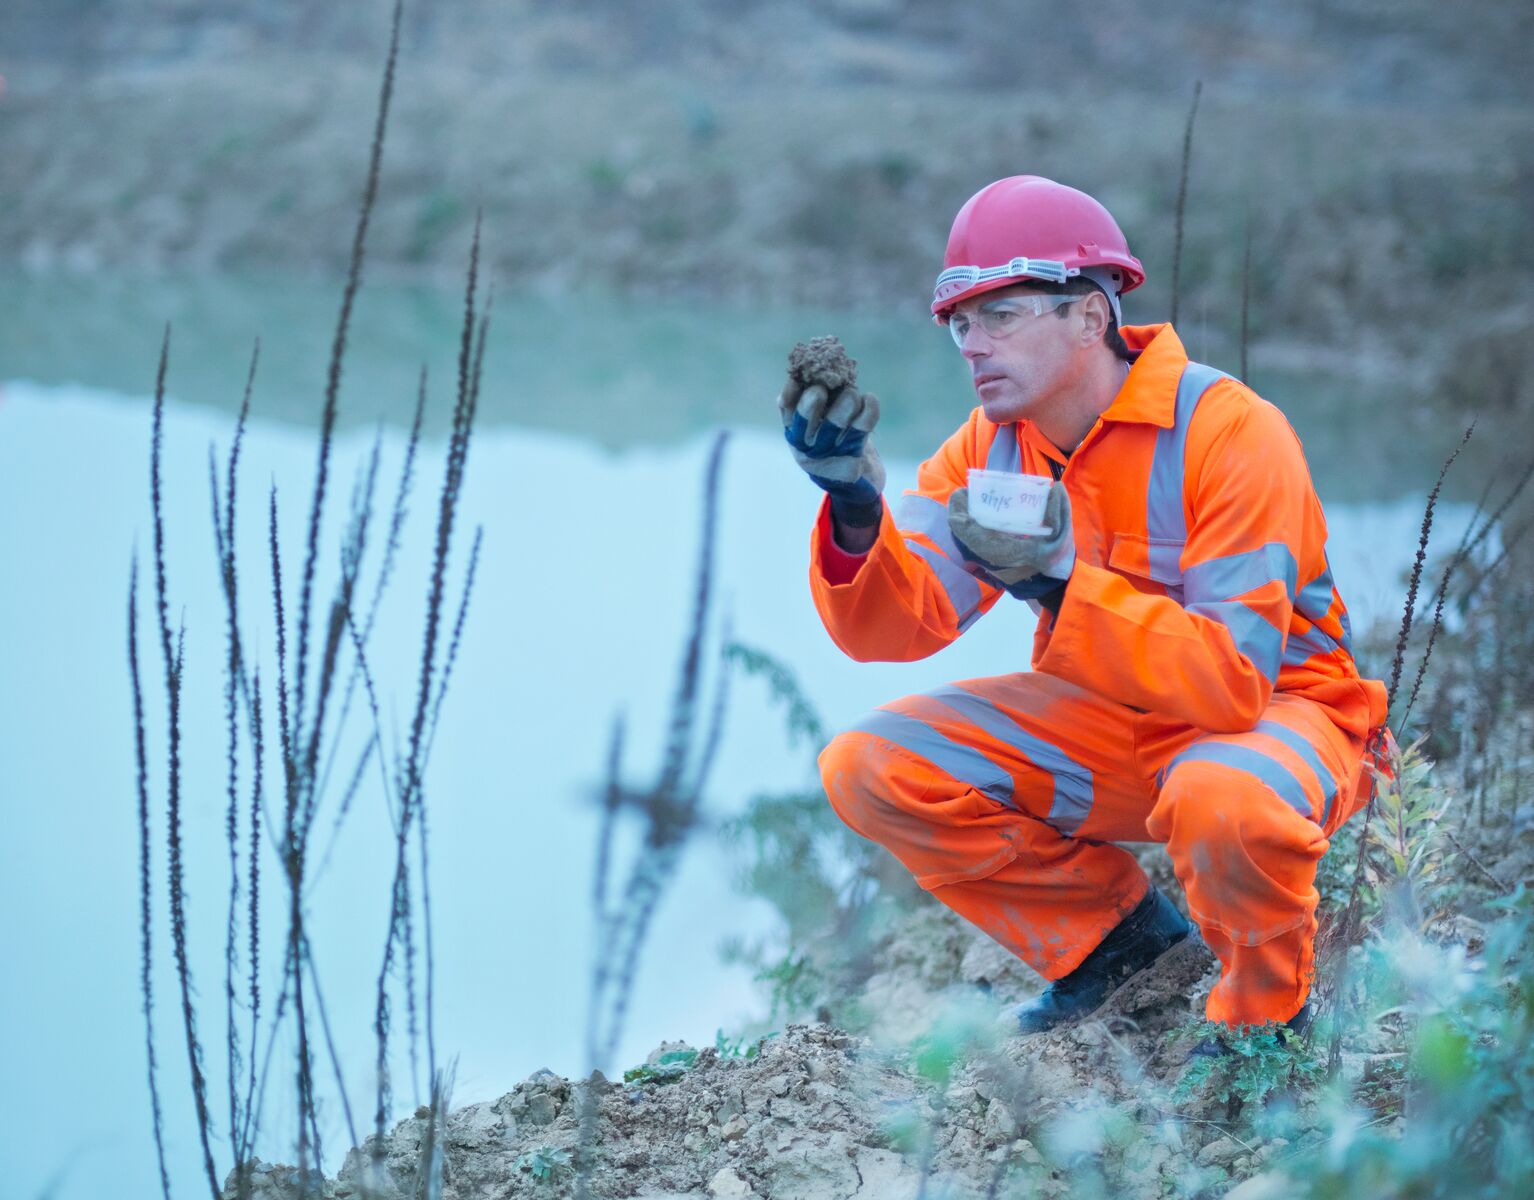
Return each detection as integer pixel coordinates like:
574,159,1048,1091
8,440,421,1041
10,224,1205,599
977,302,1027,337
948,293,1084,349
949,300,1028,347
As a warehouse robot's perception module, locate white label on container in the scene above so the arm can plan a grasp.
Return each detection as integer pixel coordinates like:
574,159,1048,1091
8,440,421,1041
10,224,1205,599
967,468,1051,535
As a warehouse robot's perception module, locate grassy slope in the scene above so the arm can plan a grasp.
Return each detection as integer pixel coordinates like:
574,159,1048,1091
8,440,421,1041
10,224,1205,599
2,57,1530,375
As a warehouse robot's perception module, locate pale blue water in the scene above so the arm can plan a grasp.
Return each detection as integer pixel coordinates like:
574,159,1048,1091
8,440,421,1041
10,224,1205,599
0,269,1440,496
0,272,1463,1198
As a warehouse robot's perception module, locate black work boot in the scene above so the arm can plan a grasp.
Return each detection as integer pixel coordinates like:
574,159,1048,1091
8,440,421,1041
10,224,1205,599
1007,886,1192,1035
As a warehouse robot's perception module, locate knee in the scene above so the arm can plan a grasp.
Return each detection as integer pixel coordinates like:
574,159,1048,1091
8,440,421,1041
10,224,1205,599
1151,759,1328,932
818,730,894,839
1148,768,1235,850
1149,759,1323,858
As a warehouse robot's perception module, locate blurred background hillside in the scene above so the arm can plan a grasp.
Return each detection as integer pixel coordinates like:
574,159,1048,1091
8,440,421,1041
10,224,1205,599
2,0,1531,446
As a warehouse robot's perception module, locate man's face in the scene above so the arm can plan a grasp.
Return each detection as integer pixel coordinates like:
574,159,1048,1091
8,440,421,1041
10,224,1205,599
950,285,1091,426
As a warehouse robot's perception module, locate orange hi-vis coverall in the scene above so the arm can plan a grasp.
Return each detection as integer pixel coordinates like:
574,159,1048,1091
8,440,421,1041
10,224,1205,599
811,323,1389,1027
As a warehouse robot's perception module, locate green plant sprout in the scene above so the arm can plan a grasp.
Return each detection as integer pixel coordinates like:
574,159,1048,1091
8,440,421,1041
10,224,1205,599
623,1048,700,1086
714,1029,767,1060
514,1145,573,1182
1173,1021,1325,1112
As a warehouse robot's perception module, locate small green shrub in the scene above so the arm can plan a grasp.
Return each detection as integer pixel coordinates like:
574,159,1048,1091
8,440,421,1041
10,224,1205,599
513,1145,573,1182
910,1008,987,1089
1285,891,1534,1197
723,643,826,750
748,949,827,1023
719,642,891,1024
714,1029,767,1060
623,1048,699,1086
879,1106,925,1155
1172,1021,1324,1110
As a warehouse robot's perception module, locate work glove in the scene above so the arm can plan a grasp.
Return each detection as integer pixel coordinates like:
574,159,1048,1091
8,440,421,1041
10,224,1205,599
947,483,1075,601
780,378,886,529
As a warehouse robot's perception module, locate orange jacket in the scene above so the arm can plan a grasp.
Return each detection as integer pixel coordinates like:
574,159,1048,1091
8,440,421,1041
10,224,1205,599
809,324,1389,740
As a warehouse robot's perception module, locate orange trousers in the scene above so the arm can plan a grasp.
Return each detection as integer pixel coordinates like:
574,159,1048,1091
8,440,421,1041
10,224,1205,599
819,672,1368,1026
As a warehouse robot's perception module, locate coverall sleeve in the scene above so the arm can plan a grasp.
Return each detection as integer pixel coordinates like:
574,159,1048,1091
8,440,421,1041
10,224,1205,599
1036,391,1317,733
810,414,1004,662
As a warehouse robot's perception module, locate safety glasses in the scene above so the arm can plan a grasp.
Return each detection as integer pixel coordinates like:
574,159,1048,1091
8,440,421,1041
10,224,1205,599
947,292,1085,348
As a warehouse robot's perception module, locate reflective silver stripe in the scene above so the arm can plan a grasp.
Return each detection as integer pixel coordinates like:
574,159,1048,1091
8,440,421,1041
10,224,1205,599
984,424,1022,473
1282,623,1342,668
1287,553,1346,664
902,538,985,632
848,709,1015,809
1144,546,1188,591
897,491,1000,583
1186,600,1285,684
933,684,1096,836
1292,556,1357,657
1166,741,1313,819
895,493,972,566
1255,720,1339,826
1148,363,1293,679
1146,362,1228,583
894,492,991,629
1183,543,1299,605
1295,563,1336,624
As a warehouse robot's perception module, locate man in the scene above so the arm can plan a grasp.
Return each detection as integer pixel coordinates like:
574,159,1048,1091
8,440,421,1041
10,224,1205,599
779,175,1388,1036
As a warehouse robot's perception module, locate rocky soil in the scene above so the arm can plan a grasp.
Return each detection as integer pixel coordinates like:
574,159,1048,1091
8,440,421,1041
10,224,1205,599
223,892,1300,1200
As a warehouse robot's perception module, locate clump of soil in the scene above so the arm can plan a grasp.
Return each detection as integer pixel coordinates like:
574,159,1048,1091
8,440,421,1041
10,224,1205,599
788,336,858,394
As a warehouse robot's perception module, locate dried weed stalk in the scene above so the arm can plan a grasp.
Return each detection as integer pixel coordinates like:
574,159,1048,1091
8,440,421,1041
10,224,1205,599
1169,79,1202,328
1318,423,1472,1073
574,432,734,1199
128,555,174,1200
1238,213,1252,383
129,0,490,1191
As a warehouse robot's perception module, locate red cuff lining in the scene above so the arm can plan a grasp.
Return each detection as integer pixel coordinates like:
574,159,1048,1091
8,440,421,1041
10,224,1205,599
819,521,872,585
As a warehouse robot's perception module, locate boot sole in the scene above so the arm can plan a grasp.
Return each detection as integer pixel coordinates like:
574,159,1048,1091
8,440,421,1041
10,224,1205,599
1008,928,1215,1036
1087,928,1215,1025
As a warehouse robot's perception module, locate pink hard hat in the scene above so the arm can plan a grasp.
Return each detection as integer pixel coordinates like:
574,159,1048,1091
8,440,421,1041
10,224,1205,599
932,176,1145,324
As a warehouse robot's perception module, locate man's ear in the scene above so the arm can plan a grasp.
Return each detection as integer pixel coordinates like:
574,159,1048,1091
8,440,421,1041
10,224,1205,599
1077,292,1111,346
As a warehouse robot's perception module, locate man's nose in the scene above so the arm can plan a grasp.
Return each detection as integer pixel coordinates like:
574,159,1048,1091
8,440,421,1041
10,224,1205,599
959,326,992,360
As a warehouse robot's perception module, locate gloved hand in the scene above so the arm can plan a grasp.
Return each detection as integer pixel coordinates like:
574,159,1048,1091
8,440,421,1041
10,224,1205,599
780,377,886,528
947,483,1076,600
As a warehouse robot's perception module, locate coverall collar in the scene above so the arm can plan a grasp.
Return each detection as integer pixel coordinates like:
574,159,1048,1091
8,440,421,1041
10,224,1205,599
1099,323,1188,429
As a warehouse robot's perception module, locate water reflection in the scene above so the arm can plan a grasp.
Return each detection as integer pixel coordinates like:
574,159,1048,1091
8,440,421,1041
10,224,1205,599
0,269,1449,500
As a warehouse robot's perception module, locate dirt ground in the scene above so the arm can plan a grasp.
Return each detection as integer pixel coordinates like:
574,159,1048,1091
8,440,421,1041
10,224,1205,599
222,784,1532,1200
223,889,1267,1200
227,939,1227,1200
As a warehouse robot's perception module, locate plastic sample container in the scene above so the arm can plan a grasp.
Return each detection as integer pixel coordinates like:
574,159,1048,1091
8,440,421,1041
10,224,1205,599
967,468,1052,535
